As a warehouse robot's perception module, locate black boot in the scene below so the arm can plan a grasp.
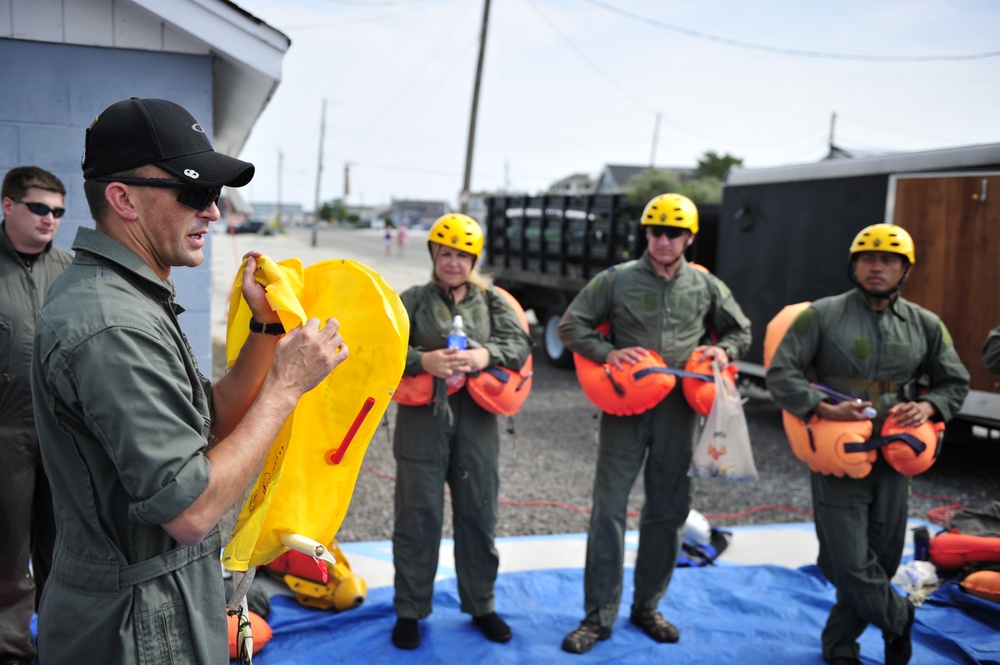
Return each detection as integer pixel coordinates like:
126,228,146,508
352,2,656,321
473,612,512,643
392,617,420,650
885,601,915,665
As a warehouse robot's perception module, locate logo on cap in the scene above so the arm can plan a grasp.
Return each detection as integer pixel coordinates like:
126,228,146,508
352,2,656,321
191,123,206,134
184,169,201,180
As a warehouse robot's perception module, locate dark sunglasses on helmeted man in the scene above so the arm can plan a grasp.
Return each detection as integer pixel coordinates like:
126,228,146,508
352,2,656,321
648,226,685,239
15,199,66,218
93,177,222,212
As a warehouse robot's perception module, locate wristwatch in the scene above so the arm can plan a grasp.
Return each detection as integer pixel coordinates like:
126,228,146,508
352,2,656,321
249,319,285,335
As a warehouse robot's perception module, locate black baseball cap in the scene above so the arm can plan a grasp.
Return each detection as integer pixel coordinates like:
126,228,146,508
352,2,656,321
82,98,254,188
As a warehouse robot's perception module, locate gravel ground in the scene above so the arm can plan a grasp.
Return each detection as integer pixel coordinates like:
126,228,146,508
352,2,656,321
222,330,997,545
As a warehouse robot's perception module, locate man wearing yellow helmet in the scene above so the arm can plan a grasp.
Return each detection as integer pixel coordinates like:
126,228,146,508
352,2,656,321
767,223,969,665
390,213,533,650
557,193,751,654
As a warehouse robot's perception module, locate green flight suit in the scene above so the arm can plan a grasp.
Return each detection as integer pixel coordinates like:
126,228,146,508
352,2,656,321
983,325,1000,375
558,254,751,628
392,282,533,619
0,224,71,661
767,288,969,662
31,228,223,664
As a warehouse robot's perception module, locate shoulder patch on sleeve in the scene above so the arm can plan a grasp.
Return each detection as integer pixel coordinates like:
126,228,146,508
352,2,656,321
939,319,954,347
790,308,816,335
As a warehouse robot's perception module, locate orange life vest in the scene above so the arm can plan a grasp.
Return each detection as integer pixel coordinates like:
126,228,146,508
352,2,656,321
574,349,677,416
391,372,464,406
682,348,739,416
227,610,272,659
960,569,1000,605
781,412,876,478
465,286,533,416
765,302,944,477
929,531,1000,571
879,418,944,476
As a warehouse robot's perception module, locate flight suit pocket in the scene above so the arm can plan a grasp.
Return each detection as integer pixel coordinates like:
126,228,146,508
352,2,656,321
136,599,198,665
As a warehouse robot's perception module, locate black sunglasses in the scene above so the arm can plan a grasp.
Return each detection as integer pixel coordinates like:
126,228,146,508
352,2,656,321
15,199,66,218
648,226,685,239
94,177,222,212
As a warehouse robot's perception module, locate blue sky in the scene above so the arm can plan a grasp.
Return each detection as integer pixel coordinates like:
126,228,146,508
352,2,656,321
233,0,1000,210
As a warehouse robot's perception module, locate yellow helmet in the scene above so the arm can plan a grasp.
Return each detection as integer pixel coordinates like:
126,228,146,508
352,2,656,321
641,193,698,235
849,224,915,264
427,213,483,258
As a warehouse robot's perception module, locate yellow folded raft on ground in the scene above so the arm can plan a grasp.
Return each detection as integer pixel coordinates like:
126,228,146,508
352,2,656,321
221,256,408,571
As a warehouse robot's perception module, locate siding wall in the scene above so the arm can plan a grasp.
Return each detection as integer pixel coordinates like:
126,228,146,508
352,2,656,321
0,37,217,372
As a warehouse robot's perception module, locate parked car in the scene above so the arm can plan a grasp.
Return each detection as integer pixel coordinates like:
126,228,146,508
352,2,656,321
232,219,272,235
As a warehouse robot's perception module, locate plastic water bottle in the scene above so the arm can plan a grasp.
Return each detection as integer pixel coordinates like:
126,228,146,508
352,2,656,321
913,526,930,561
446,315,467,388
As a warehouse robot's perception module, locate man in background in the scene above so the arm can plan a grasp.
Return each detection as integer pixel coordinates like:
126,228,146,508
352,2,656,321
0,166,71,665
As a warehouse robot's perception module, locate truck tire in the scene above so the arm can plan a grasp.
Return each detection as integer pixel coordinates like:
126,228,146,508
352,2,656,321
543,308,574,368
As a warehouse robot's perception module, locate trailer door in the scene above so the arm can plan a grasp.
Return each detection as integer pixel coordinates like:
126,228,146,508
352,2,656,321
888,172,1000,426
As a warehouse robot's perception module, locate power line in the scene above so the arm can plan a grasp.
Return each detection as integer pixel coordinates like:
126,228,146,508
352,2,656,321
522,0,655,114
577,0,1000,62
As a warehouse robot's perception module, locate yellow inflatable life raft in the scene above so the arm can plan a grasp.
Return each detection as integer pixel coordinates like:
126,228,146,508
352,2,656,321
264,540,368,612
222,256,408,571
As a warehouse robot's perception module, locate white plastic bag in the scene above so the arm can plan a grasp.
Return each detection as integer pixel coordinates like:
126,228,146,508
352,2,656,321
689,363,759,481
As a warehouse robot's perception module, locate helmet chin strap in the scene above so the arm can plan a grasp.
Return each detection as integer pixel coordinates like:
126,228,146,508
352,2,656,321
849,261,910,300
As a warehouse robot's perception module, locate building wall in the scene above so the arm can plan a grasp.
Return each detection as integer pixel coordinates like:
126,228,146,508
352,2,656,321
0,37,217,371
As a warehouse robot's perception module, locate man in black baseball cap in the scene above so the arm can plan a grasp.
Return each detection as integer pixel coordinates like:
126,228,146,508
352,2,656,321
31,98,349,663
83,97,254,187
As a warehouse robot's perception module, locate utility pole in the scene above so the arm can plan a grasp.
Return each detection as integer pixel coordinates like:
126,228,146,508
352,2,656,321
311,98,327,248
276,149,284,232
828,111,837,156
460,0,490,215
650,112,661,167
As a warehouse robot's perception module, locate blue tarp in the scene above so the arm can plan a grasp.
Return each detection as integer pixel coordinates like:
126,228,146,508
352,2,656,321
248,560,1000,664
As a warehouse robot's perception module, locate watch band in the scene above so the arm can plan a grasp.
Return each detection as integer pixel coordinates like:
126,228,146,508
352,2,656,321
249,319,285,335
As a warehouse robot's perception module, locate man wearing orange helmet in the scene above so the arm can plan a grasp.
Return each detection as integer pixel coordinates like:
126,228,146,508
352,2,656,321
390,213,533,650
767,223,969,665
557,193,751,654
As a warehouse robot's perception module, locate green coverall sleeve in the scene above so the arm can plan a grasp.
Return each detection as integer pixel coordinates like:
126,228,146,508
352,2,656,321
482,288,534,370
916,317,970,422
982,325,1000,375
765,305,830,420
706,275,752,361
556,269,617,363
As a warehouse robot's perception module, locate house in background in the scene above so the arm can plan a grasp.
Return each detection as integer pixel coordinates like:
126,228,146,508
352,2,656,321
592,163,696,194
385,199,451,229
0,0,289,370
547,172,594,196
